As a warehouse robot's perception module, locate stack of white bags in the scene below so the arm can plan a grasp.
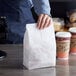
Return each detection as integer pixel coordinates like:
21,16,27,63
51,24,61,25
23,23,56,70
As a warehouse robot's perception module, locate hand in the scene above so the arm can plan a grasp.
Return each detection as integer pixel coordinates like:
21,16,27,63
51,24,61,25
37,14,51,29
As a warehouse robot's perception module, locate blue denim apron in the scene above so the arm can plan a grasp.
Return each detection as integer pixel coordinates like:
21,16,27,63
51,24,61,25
1,0,35,43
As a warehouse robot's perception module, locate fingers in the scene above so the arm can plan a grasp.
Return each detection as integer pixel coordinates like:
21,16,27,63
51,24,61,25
39,14,48,29
37,14,51,29
44,17,51,28
37,14,44,29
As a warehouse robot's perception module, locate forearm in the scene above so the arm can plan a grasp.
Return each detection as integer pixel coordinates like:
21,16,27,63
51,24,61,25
32,0,51,16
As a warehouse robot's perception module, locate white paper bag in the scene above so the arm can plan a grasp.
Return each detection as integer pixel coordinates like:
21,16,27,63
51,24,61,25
23,23,56,70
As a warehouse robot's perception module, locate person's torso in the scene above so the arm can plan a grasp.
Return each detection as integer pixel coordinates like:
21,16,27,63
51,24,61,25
0,0,35,37
1,0,34,23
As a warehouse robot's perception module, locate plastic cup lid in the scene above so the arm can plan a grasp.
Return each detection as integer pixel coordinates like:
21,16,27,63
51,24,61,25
56,32,71,38
69,27,76,33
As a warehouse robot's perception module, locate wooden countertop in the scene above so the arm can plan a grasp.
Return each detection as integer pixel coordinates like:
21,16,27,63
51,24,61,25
0,45,76,76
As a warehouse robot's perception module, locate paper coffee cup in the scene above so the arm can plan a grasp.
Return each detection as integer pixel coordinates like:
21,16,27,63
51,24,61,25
69,27,76,55
56,32,71,60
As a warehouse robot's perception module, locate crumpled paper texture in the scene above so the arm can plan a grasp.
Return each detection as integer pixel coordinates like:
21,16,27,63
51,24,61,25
23,23,56,70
